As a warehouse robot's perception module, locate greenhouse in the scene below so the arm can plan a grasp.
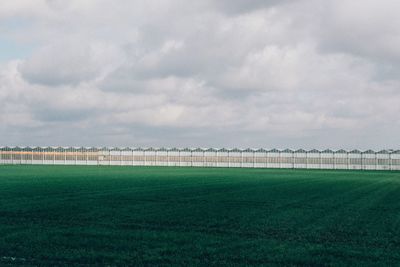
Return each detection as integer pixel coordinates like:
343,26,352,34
0,147,399,170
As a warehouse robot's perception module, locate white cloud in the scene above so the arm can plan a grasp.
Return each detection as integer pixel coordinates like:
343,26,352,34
18,40,123,86
0,0,400,149
0,0,50,19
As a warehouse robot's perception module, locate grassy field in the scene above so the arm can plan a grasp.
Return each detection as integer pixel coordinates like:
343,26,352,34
0,165,400,266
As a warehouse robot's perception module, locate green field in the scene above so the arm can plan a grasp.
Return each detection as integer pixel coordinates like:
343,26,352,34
1,165,400,266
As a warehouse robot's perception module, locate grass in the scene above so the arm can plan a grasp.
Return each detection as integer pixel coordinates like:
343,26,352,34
0,165,400,266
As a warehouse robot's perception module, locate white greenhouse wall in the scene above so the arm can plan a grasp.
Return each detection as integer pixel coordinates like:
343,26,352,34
0,147,399,171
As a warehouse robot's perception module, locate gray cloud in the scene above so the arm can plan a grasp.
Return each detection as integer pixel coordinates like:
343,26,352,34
213,0,295,14
0,0,400,149
18,40,122,86
306,0,400,78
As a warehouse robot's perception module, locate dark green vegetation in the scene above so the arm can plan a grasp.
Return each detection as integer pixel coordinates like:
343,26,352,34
0,166,400,266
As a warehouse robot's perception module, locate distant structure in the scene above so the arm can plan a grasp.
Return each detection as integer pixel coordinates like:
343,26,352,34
0,147,399,171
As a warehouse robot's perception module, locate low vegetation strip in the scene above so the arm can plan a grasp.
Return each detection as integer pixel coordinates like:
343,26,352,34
0,165,399,265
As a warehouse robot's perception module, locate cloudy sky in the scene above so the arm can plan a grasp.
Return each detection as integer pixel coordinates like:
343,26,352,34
1,0,399,149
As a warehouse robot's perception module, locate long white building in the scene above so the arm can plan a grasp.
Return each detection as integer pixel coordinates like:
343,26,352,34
1,147,399,171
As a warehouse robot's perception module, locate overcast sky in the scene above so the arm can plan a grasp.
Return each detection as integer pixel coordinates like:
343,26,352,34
0,0,399,149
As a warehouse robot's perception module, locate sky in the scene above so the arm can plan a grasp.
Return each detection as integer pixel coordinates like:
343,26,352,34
0,0,399,150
